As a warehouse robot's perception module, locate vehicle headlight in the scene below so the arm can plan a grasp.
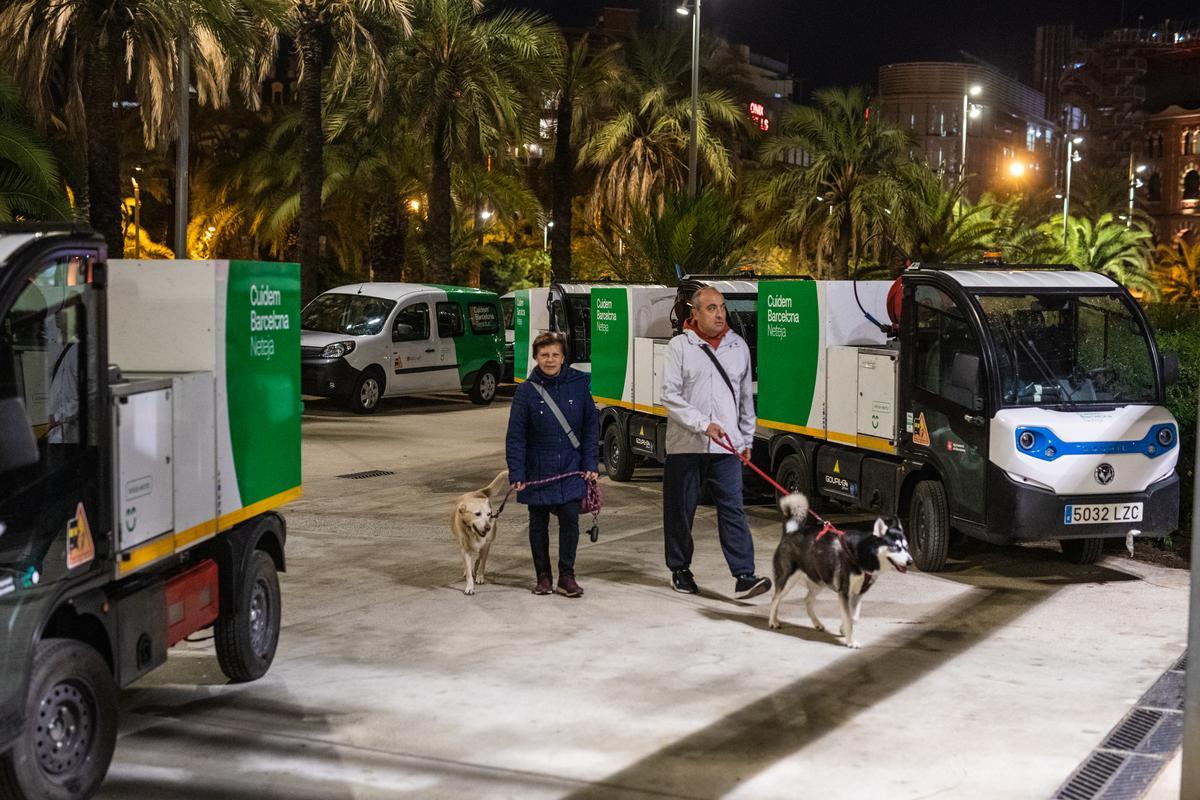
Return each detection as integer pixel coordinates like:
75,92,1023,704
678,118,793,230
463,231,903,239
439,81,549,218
320,341,355,359
1157,426,1174,447
1018,431,1036,450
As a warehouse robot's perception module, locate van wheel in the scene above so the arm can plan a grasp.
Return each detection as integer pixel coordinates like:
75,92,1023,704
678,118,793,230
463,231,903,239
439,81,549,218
775,453,811,497
215,551,281,683
603,425,634,482
908,480,950,572
1061,537,1103,565
0,639,117,800
349,369,383,414
469,366,499,405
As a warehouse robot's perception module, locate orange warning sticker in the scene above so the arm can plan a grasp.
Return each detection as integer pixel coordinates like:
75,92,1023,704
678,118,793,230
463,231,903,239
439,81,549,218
912,412,930,447
66,502,95,570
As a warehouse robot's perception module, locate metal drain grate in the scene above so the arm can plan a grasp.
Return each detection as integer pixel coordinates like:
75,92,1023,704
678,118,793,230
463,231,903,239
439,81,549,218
336,469,395,480
1103,709,1161,752
1173,653,1186,672
1058,751,1126,800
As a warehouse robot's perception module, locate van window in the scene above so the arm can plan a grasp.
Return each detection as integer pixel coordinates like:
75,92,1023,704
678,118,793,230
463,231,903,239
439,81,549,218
469,303,499,334
393,302,429,341
436,302,464,338
913,285,975,401
302,293,395,336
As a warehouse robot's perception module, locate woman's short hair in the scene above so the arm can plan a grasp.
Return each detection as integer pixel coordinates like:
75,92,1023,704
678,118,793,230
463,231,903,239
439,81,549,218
532,331,567,356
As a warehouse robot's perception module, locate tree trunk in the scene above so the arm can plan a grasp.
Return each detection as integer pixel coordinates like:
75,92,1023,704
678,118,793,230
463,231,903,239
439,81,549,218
550,90,575,283
367,194,404,282
297,24,325,300
83,25,122,256
428,117,454,284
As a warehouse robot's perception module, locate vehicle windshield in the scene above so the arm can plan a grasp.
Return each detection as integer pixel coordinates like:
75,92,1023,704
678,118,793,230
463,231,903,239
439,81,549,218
301,293,395,336
975,292,1157,406
725,295,758,380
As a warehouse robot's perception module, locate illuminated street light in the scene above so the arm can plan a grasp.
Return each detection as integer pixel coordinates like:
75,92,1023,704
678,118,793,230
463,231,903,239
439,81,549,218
409,199,421,213
1063,135,1084,243
1009,161,1026,177
480,210,493,221
1128,159,1150,228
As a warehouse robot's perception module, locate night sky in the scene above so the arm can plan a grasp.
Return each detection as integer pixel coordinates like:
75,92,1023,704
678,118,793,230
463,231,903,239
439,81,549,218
497,0,1199,93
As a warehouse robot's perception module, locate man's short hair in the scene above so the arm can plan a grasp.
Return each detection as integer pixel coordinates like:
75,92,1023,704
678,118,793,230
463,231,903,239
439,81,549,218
532,331,566,356
690,285,723,309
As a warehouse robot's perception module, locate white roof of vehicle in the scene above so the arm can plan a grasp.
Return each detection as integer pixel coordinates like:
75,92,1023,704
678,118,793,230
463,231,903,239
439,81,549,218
694,279,760,295
940,270,1119,290
0,233,42,269
322,282,497,301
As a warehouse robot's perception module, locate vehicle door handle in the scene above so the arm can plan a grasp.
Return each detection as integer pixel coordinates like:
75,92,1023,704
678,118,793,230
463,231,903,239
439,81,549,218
424,348,436,353
964,414,985,427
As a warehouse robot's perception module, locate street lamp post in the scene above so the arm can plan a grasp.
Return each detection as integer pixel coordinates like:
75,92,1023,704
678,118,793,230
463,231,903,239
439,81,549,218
1063,135,1083,244
960,84,982,186
1127,155,1147,228
677,0,701,199
175,19,190,259
131,172,142,259
543,220,554,252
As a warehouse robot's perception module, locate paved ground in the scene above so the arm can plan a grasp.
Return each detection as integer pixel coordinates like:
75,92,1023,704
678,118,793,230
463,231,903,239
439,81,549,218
98,390,1191,799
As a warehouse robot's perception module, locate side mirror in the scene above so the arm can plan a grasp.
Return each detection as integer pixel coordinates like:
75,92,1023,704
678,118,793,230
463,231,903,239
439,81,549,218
1161,351,1180,386
392,322,415,342
946,352,983,411
0,397,38,474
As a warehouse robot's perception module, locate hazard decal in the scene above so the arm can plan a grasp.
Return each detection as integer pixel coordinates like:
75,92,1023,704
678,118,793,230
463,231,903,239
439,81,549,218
66,502,95,570
912,412,930,447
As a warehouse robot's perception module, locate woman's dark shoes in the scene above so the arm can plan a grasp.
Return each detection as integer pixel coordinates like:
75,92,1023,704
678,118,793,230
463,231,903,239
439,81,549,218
556,574,584,598
532,574,554,595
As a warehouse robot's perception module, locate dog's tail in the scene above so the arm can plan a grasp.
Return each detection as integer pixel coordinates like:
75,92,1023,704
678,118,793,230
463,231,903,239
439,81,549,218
779,492,809,524
484,470,510,498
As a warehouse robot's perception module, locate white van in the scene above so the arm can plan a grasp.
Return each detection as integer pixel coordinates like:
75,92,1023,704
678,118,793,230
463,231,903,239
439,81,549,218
301,283,504,413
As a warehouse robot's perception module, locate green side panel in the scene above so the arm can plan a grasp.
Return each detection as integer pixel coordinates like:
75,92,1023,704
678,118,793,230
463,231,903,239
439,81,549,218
514,289,531,381
590,287,628,401
757,281,820,428
452,298,504,386
226,260,302,504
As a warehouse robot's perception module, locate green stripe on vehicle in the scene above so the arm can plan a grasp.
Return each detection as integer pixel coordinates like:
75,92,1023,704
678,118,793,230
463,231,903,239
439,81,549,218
225,260,302,505
514,289,531,380
757,280,820,429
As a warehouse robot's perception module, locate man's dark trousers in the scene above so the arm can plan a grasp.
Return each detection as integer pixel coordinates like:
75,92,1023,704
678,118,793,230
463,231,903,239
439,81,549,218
663,453,756,576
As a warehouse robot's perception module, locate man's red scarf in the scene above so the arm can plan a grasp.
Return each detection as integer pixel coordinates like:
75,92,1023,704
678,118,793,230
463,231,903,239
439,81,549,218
684,318,728,350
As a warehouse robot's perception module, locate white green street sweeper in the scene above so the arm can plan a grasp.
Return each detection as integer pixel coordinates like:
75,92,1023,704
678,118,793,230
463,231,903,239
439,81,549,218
0,227,301,799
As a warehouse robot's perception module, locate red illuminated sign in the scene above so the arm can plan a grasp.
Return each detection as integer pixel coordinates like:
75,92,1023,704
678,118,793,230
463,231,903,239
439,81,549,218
748,101,770,132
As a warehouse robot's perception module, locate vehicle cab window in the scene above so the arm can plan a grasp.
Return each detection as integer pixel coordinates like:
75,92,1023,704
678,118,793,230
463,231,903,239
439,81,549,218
393,302,429,341
913,285,980,409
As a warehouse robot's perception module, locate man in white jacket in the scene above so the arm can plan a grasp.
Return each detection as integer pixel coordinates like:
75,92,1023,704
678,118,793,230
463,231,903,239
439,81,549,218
660,286,771,598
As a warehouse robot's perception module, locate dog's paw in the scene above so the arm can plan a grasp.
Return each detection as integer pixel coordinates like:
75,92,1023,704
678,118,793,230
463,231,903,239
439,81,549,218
768,618,782,630
475,575,487,584
845,638,861,649
463,586,476,596
813,622,825,632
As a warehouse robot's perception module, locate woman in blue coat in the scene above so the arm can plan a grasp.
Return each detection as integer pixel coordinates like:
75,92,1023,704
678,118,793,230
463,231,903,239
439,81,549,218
505,332,599,597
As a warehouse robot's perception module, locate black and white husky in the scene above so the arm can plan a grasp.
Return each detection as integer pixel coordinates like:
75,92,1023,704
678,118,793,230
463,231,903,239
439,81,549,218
767,493,913,648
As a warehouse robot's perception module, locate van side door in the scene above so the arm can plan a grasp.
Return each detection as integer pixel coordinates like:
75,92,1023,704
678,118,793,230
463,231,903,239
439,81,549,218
388,298,442,395
431,299,467,392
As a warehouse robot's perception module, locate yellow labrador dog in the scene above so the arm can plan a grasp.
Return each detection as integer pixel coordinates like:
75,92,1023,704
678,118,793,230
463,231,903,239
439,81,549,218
451,471,510,595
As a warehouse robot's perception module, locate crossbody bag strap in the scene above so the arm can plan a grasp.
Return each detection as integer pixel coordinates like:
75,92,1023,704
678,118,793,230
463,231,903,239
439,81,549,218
699,343,738,416
530,381,581,449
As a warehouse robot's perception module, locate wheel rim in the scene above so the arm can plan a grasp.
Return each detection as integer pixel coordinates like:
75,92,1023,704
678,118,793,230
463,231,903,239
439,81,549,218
607,434,622,471
360,378,380,409
780,466,801,494
480,372,496,400
248,577,272,659
34,681,94,776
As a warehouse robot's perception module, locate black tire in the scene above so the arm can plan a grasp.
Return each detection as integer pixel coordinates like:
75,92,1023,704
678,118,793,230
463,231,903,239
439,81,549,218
469,366,499,405
908,479,950,572
775,453,811,498
1061,537,1104,565
348,369,383,414
215,551,281,683
603,424,634,482
0,639,117,800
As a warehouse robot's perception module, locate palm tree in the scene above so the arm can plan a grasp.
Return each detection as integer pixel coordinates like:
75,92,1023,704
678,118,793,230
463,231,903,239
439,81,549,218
595,189,751,284
582,29,744,228
1152,235,1200,304
746,86,912,279
0,0,280,255
283,0,410,295
0,71,69,220
891,169,996,265
1049,212,1156,294
391,0,561,284
548,35,622,282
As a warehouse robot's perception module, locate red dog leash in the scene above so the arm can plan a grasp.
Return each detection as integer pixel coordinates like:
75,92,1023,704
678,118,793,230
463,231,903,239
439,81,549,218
716,433,845,541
